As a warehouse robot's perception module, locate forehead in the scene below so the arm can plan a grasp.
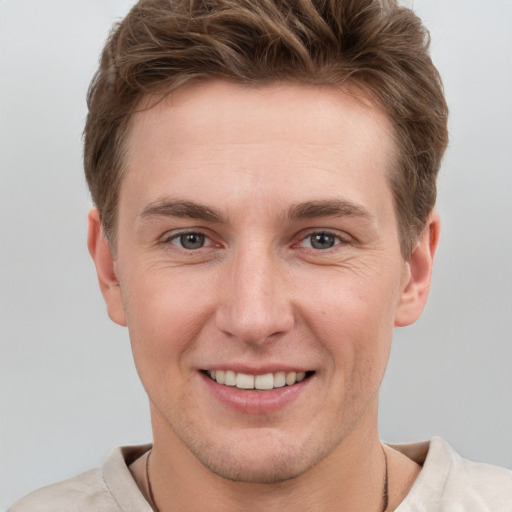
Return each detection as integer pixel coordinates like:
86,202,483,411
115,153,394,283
128,80,395,155
122,80,397,218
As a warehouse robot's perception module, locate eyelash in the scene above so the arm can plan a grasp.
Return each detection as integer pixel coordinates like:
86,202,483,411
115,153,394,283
161,229,349,252
164,230,216,250
297,231,346,250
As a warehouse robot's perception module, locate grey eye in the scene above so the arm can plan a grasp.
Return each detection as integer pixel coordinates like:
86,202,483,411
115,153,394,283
309,233,336,249
178,233,205,249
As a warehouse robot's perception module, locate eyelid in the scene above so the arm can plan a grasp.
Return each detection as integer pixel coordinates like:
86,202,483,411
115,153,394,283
295,229,352,249
161,228,218,248
158,227,352,250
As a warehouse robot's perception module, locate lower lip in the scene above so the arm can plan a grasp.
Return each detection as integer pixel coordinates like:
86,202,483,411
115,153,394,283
200,372,312,415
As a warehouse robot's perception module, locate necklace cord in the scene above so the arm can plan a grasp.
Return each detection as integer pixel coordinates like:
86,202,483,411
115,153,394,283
382,444,389,512
146,449,158,512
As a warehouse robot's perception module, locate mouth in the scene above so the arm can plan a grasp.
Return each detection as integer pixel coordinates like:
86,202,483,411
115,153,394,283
203,370,315,391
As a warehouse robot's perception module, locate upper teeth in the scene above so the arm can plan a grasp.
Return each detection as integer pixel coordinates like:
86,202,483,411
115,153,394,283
207,370,307,390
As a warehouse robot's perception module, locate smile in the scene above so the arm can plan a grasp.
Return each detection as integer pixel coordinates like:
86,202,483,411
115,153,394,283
205,370,312,390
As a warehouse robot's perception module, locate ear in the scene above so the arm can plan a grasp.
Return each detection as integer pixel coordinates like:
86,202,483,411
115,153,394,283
87,208,127,326
394,211,440,327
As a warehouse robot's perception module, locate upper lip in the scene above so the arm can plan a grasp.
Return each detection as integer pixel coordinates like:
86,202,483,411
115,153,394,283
200,365,313,374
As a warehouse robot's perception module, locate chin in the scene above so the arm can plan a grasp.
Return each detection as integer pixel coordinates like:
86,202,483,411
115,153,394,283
184,429,336,484
198,451,316,484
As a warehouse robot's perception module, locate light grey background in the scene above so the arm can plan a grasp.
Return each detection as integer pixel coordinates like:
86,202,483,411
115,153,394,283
1,0,511,508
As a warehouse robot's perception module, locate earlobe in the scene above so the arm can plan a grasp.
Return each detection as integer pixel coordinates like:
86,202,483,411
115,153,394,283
87,209,127,326
394,211,440,327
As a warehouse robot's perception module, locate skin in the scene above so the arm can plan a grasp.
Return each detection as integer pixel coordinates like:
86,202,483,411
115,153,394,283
89,81,439,511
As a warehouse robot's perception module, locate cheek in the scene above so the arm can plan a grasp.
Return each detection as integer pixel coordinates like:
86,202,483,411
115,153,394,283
120,269,213,377
300,266,399,338
298,269,398,380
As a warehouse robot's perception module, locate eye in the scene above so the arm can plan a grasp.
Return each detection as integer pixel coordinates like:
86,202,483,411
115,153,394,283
171,232,207,250
301,232,341,250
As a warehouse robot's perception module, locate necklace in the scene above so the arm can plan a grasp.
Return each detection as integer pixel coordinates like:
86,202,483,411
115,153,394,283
382,444,389,511
146,449,158,512
145,446,389,512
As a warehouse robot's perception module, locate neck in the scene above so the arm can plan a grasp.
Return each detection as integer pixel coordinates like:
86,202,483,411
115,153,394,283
145,409,390,512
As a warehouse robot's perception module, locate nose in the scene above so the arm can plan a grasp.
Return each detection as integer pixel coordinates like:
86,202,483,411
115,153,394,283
215,244,295,346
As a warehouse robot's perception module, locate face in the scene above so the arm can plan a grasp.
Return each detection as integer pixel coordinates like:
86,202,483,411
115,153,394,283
90,81,436,484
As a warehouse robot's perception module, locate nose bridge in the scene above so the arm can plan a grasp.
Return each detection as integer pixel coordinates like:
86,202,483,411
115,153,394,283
216,239,293,344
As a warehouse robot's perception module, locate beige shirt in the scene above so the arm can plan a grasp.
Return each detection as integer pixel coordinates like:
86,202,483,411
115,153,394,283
9,438,512,511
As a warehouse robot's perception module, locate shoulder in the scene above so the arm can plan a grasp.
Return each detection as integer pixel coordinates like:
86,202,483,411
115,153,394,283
394,437,512,511
8,467,114,512
9,445,152,512
436,438,512,509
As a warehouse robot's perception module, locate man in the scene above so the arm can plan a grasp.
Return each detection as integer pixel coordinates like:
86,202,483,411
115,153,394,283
10,0,512,510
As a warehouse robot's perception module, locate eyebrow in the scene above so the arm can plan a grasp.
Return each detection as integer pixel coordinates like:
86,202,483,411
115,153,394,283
139,198,372,224
287,199,373,221
140,199,226,223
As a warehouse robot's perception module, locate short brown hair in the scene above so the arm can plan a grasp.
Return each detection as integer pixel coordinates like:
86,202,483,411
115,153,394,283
84,0,448,257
